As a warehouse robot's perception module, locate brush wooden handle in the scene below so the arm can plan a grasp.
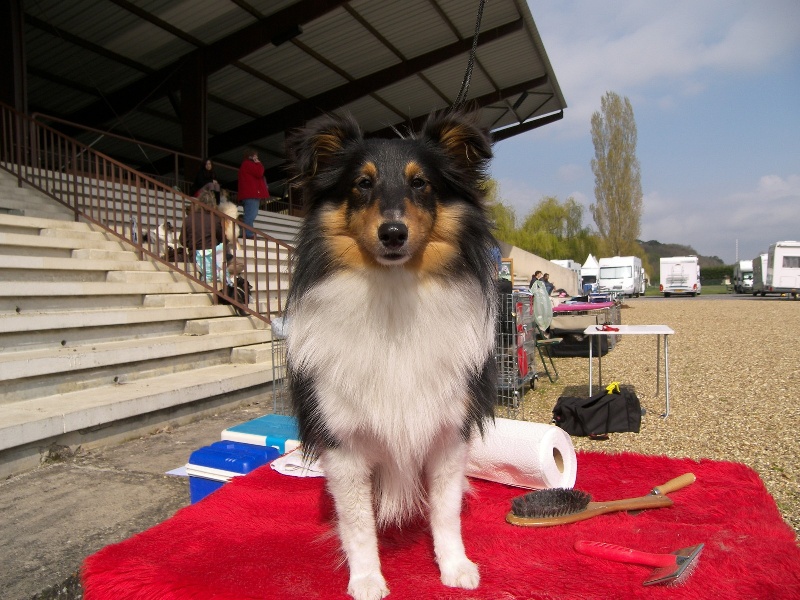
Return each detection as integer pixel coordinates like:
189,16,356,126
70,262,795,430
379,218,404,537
574,541,677,567
506,494,673,527
652,473,695,496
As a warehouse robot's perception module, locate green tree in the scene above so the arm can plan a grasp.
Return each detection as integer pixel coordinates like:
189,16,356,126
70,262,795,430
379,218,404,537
517,195,601,261
485,181,518,243
590,91,643,256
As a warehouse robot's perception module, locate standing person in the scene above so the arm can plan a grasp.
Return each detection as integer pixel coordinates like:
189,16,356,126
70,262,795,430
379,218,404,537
237,148,270,239
529,270,542,288
542,273,555,295
191,158,221,203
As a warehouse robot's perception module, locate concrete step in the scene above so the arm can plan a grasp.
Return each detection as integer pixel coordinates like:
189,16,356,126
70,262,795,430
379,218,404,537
0,360,275,452
0,280,203,298
0,329,272,382
0,231,126,253
0,212,90,233
143,293,215,308
231,342,276,364
0,254,159,274
71,247,140,261
184,315,269,336
0,304,235,335
0,194,73,215
105,270,186,284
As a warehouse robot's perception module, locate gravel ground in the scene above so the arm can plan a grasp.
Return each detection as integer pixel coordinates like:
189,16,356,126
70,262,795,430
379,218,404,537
506,296,800,539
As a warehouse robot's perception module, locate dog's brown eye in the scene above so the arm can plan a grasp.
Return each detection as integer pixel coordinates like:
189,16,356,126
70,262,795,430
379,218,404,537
410,177,426,190
356,178,373,190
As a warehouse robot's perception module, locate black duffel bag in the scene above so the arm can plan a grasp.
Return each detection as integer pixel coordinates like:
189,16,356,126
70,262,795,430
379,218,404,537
552,382,642,436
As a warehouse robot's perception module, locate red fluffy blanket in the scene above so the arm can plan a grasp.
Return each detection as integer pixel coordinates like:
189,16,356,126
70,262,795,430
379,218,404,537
82,451,800,599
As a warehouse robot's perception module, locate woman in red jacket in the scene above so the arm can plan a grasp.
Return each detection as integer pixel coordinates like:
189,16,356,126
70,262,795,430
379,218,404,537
237,148,270,239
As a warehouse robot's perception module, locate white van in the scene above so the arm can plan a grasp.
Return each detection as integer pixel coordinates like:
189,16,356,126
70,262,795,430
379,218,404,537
597,256,643,297
660,256,701,297
764,241,800,298
732,259,753,294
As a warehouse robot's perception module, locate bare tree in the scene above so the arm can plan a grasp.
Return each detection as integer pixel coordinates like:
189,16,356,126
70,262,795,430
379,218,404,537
590,91,643,256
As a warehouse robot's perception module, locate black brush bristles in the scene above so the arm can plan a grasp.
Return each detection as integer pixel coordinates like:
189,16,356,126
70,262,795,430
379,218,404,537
510,488,592,518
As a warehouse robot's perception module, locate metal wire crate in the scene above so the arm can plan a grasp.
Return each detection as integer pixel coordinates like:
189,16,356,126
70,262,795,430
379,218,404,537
271,337,290,416
495,291,537,418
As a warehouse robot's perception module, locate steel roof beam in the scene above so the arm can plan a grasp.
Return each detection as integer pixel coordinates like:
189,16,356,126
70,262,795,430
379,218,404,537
367,74,549,138
61,0,347,129
208,18,524,155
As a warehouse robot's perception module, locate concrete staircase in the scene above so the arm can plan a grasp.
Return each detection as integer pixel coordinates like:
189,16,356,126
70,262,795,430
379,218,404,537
0,183,285,478
0,170,75,221
0,168,298,315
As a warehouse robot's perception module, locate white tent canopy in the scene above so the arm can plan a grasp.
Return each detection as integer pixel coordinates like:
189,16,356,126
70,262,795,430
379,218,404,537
581,254,599,276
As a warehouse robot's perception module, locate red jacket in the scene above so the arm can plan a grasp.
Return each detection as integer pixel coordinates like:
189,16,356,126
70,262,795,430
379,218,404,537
237,159,270,200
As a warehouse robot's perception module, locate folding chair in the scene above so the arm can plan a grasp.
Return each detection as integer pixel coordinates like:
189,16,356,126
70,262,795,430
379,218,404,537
533,320,561,383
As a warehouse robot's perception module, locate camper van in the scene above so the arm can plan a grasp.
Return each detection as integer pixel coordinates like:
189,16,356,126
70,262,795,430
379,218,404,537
660,256,701,297
733,259,754,294
764,241,800,298
752,253,768,296
597,256,643,297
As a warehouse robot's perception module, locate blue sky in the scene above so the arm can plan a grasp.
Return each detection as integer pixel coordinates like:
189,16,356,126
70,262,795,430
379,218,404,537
490,0,800,264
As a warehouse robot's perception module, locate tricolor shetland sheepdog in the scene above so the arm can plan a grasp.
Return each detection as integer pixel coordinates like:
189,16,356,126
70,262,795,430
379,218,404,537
284,111,498,600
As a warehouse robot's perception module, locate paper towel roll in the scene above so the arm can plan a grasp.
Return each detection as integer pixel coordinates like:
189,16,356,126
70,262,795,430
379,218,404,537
272,418,576,490
466,418,576,490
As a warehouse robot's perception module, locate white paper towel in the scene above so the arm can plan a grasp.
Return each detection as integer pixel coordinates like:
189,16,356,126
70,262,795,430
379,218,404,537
466,418,576,490
272,418,576,490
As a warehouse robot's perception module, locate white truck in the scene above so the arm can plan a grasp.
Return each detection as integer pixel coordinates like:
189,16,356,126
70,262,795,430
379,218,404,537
660,256,701,297
760,241,800,298
597,255,643,297
752,253,768,296
732,259,754,294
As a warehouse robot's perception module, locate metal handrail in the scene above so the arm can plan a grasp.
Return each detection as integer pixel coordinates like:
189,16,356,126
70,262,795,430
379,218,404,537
29,111,305,215
0,102,292,320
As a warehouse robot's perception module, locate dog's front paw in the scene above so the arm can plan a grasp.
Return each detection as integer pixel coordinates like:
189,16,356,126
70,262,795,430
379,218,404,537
348,572,389,600
440,557,480,590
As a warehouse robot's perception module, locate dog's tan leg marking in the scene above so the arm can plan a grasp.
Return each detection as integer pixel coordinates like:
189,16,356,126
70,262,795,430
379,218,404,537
324,448,389,600
425,438,480,590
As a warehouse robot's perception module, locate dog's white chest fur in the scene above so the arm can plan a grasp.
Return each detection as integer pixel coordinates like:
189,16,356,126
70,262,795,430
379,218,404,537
288,269,493,460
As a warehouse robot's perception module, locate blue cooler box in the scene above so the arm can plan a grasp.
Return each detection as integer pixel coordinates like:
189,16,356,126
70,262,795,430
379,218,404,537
221,414,300,453
186,441,279,503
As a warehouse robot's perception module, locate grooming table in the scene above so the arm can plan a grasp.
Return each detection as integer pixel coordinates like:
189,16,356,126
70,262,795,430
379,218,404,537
81,451,800,599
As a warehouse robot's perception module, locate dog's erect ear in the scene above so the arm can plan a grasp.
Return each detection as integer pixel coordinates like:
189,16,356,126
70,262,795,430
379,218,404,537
285,113,363,182
420,111,493,188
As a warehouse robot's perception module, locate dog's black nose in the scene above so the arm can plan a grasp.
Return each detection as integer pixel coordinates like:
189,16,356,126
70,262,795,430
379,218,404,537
378,222,408,249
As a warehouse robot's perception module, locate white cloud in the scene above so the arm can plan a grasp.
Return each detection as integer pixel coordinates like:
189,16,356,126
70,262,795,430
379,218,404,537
641,174,800,261
529,0,800,138
556,163,584,183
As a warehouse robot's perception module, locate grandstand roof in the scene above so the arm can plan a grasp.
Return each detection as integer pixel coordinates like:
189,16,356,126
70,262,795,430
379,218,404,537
18,0,566,189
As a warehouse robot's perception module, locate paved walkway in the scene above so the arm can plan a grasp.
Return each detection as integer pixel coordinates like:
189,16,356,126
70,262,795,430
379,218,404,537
0,401,274,600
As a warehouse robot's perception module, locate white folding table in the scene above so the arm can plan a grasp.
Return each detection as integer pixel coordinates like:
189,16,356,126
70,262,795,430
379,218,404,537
584,324,675,418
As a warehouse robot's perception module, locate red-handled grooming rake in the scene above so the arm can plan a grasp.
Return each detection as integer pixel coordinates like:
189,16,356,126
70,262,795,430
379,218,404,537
574,540,704,586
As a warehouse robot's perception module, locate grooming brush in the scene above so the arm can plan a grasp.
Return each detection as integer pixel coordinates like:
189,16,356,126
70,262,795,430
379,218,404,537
506,486,673,527
574,540,704,586
629,472,695,515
